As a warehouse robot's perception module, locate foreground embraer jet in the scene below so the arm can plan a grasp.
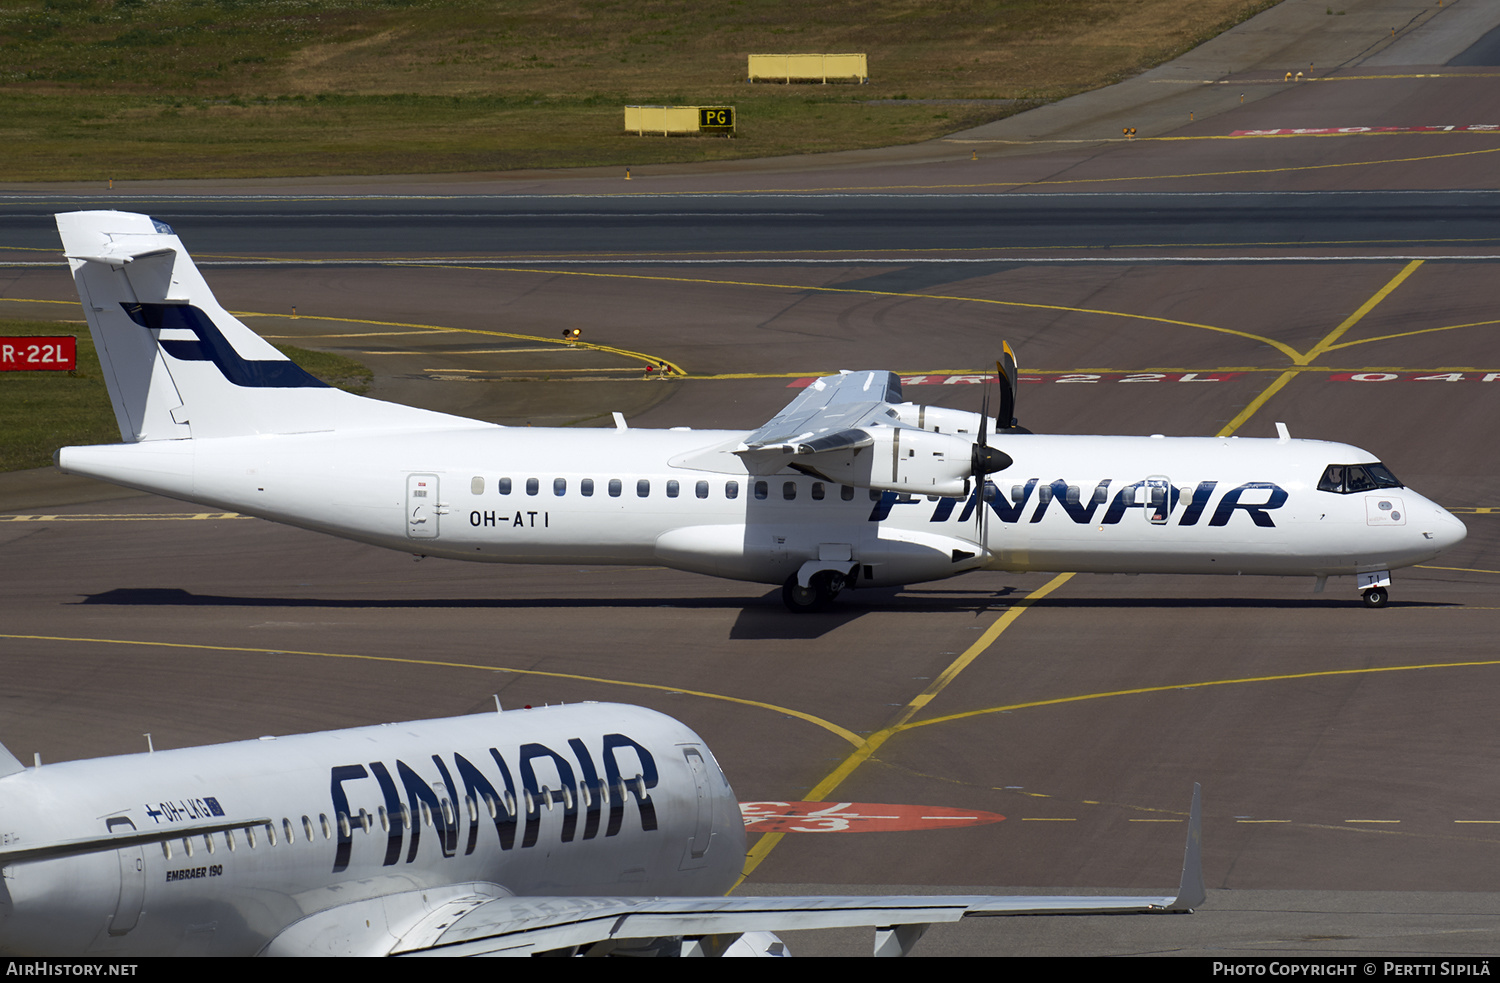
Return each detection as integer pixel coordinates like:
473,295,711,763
53,211,1466,611
0,703,1205,956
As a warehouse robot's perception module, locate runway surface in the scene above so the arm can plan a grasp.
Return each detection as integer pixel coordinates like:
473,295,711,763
3,0,1500,957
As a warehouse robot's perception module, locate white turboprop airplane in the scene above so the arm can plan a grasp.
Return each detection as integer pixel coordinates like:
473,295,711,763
0,703,1206,956
52,211,1466,611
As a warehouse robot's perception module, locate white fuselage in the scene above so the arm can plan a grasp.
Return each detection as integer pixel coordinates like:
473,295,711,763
0,705,744,956
57,425,1467,591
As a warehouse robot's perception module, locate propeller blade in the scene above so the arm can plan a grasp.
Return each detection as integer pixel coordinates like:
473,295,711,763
997,341,1018,431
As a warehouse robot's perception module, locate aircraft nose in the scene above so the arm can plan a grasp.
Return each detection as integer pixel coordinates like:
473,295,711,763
1424,503,1467,552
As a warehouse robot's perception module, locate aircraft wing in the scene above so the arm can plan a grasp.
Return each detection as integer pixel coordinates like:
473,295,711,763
390,889,1196,957
363,783,1203,957
735,370,904,470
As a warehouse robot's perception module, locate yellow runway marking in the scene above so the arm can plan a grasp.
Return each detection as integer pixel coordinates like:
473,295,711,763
235,311,684,376
1323,317,1500,353
1214,261,1423,436
261,331,461,339
1416,564,1500,575
903,658,1500,732
0,633,862,748
736,572,1075,885
1300,260,1424,365
423,265,1304,364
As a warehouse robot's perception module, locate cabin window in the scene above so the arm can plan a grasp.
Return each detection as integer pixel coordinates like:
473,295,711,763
812,483,825,500
204,834,215,855
726,481,739,500
1318,463,1403,494
608,479,622,498
1145,476,1171,524
783,481,797,501
471,476,484,495
554,477,567,496
498,478,512,495
302,816,315,840
226,830,236,852
666,480,680,498
161,841,172,860
526,478,539,496
581,478,594,497
696,480,709,499
637,479,651,498
841,485,854,501
378,806,390,832
247,826,258,849
321,814,334,839
754,481,768,500
420,802,432,828
284,818,296,844
265,823,276,847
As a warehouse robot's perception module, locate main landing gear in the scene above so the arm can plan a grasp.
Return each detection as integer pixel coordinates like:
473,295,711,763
782,570,847,613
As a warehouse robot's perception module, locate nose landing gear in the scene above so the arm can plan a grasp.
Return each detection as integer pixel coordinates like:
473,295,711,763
1357,570,1391,609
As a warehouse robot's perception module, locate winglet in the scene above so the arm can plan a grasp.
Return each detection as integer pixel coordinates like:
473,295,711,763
1168,783,1206,912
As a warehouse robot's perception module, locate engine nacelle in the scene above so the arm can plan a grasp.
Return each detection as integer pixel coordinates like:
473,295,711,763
807,425,975,497
887,402,987,436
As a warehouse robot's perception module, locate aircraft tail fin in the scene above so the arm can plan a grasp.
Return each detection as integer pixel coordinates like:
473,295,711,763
55,211,473,442
0,741,25,779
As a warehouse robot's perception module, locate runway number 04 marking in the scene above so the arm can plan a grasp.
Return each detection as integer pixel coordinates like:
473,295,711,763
1331,372,1500,382
788,372,1500,388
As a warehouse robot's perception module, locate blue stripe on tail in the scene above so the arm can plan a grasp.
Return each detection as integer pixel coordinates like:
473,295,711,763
121,303,328,389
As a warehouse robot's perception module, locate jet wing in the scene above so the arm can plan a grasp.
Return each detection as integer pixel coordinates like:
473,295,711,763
375,784,1204,957
391,890,1196,957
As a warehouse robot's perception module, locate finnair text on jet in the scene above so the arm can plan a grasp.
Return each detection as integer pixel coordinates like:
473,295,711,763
871,479,1289,528
327,732,659,873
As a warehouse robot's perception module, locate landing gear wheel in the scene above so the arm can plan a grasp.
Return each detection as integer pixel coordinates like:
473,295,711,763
1361,586,1389,609
782,571,843,613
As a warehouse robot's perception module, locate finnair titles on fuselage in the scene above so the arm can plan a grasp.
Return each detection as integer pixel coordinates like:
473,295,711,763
52,211,1465,610
0,704,1205,956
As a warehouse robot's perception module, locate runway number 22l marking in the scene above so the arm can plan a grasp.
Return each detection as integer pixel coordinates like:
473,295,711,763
738,801,1005,833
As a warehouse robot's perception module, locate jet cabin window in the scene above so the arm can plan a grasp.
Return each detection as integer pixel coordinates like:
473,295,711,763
1317,463,1403,494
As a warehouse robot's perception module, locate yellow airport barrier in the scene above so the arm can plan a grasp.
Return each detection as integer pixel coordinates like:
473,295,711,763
624,105,736,136
747,53,868,84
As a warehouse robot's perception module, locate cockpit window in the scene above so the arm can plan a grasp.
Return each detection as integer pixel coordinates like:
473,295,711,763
1317,462,1403,494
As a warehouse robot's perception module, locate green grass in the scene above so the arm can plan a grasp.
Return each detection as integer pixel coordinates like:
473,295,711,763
0,0,1281,180
0,320,117,472
0,318,373,471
